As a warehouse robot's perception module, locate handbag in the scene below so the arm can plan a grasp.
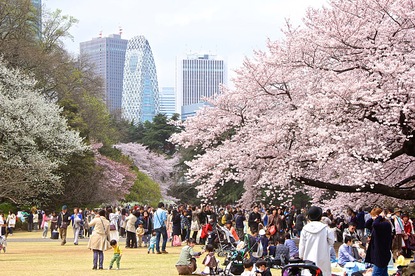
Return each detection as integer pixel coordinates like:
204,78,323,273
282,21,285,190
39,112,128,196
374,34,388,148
109,224,116,231
173,235,182,246
268,225,276,235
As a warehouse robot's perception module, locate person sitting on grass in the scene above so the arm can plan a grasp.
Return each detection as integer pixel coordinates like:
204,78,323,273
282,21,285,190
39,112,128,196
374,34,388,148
284,232,299,259
338,235,357,267
176,238,205,275
275,235,290,266
108,239,122,270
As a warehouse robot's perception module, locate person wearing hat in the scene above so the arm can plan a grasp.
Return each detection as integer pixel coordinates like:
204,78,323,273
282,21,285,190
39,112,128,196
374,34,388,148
299,206,334,276
57,205,71,246
392,208,404,259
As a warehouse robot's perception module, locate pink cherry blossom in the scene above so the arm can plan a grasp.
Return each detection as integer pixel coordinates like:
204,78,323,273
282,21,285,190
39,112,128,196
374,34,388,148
171,0,415,209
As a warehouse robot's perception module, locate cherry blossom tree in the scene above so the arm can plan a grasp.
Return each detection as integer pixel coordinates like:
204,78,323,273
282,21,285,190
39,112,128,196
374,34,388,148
171,0,415,209
92,144,136,204
115,143,179,202
0,59,87,204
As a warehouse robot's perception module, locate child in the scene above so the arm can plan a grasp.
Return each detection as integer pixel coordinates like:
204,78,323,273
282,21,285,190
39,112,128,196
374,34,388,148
41,211,51,239
240,259,255,276
201,244,218,275
255,260,272,276
148,231,157,254
136,221,145,247
108,239,122,270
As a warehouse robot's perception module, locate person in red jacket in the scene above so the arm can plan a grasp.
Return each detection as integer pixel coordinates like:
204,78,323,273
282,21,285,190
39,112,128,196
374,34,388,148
200,220,213,245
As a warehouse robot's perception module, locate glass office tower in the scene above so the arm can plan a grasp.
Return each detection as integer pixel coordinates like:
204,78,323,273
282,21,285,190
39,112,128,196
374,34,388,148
122,36,159,123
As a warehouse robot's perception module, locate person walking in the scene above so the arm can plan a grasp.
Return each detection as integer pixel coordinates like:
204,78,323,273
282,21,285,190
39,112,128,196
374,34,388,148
57,205,71,245
299,206,335,276
41,211,51,239
71,207,82,245
88,209,111,270
153,202,168,254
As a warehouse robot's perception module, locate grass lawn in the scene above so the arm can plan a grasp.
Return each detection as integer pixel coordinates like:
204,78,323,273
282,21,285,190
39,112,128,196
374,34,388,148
0,228,198,276
1,229,409,276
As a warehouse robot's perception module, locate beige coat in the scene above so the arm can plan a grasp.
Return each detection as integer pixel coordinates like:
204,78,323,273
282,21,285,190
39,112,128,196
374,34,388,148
87,216,111,251
125,213,137,233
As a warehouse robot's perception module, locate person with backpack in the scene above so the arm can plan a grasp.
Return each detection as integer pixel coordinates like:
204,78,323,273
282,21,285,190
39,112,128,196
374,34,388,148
201,244,218,275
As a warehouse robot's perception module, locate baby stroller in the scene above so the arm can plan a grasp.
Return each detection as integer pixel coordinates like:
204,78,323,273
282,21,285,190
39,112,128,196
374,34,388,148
0,236,7,253
281,261,322,276
222,246,246,276
215,225,237,257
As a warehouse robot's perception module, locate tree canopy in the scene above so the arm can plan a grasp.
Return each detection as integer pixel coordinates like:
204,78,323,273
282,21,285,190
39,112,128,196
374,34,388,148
0,59,87,204
172,0,415,209
0,0,142,207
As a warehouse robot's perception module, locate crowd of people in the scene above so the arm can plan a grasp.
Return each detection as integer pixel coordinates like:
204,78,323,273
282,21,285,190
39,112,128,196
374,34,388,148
0,203,414,275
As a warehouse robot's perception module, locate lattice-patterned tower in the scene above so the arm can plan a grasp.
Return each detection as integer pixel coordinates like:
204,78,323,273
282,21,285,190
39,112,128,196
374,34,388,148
122,36,159,123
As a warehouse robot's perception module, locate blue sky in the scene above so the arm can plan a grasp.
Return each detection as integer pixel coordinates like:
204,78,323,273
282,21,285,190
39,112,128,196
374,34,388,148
44,0,327,87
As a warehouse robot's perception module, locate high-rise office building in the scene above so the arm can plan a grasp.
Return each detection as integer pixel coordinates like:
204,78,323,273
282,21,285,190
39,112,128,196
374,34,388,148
176,54,227,119
159,87,176,118
122,36,159,123
80,33,128,114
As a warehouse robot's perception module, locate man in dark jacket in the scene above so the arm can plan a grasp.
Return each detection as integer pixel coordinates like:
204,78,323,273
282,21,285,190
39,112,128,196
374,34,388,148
57,205,71,245
356,208,366,242
248,206,262,233
365,208,392,276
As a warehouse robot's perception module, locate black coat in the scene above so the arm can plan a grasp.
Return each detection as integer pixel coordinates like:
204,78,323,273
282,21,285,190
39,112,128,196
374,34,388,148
365,216,392,267
57,211,71,228
248,212,262,231
142,216,153,235
172,210,182,236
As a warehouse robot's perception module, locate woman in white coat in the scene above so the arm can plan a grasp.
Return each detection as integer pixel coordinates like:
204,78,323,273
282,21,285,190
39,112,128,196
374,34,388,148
88,209,110,270
299,206,335,276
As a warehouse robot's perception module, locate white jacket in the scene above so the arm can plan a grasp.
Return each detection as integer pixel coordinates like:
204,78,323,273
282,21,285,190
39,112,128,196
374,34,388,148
299,221,335,276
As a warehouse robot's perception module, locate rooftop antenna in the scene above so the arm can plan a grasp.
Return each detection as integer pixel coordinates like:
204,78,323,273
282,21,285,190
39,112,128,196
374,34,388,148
99,29,102,38
119,26,123,36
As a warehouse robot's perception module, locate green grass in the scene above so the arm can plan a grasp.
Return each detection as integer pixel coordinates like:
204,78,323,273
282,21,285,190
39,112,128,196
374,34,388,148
3,230,408,276
0,228,198,276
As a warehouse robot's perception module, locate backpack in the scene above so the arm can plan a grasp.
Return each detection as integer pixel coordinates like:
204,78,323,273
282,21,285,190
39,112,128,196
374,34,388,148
221,215,227,225
203,253,218,268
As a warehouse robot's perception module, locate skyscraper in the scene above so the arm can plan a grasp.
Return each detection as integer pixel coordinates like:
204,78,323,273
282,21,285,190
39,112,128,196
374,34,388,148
80,33,128,114
159,87,176,118
122,36,159,123
176,54,227,119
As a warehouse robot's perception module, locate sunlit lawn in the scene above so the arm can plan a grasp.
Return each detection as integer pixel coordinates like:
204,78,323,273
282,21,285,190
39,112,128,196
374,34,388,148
0,228,194,276
1,229,409,276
